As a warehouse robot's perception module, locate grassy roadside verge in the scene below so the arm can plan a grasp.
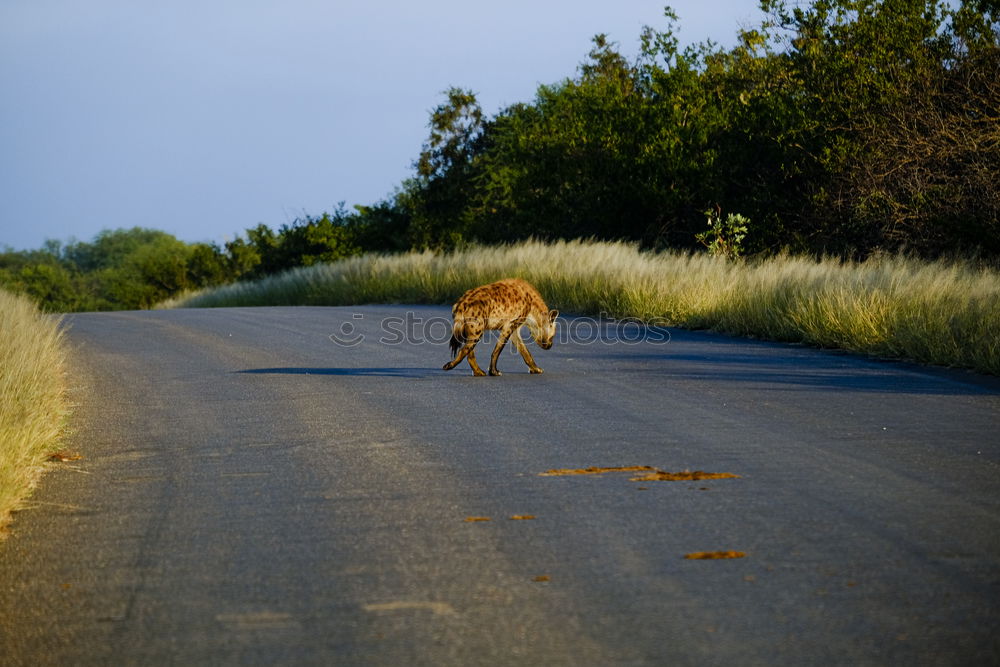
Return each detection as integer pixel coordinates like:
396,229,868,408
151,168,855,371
163,240,1000,375
0,290,70,535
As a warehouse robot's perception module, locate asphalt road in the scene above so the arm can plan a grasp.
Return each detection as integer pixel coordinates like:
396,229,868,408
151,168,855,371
1,306,999,666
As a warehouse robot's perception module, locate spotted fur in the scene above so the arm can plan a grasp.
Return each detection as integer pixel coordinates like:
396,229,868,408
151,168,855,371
442,278,558,376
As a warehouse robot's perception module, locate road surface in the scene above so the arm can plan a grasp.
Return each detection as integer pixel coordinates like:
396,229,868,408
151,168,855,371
1,306,998,665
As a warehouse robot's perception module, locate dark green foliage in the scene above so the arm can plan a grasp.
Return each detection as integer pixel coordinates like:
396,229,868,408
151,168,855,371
1,229,214,311
397,0,999,257
246,210,358,277
349,201,412,254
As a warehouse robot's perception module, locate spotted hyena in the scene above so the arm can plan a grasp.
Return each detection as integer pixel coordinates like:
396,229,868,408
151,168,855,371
442,278,558,377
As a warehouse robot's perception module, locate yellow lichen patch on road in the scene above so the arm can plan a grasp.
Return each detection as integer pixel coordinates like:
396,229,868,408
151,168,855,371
684,551,747,560
539,466,740,482
630,470,740,482
539,466,657,477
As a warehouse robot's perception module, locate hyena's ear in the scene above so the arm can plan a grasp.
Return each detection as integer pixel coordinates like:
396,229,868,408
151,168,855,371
549,309,559,321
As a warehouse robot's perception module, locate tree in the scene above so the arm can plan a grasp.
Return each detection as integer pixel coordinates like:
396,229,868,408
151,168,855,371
99,235,194,309
186,243,230,288
756,0,999,254
63,228,179,272
407,88,485,248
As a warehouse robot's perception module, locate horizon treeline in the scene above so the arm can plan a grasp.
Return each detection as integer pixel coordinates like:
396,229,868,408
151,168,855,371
3,0,998,312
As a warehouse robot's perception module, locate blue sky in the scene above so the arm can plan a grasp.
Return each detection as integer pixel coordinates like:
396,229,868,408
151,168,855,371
1,1,760,251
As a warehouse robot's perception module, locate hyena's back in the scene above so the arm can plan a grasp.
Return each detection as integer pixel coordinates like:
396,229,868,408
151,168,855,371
452,279,546,326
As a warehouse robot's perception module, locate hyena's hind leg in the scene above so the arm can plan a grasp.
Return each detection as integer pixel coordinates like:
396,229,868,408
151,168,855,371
443,322,487,376
443,338,486,376
512,327,543,374
465,344,487,376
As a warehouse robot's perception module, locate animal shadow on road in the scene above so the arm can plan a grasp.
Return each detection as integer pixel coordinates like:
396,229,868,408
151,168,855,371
237,367,439,378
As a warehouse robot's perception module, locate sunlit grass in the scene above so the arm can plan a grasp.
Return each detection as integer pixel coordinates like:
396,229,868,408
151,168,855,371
164,240,1000,375
0,290,70,535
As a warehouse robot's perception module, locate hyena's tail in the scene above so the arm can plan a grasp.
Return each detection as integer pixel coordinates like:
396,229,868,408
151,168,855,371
449,318,464,357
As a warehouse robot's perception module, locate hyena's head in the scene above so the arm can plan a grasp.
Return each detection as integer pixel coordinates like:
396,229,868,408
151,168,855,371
534,309,559,350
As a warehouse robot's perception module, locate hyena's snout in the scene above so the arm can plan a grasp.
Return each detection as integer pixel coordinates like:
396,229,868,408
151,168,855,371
536,313,558,350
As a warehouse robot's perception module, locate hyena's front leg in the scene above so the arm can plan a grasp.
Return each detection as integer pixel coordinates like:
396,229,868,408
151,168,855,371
489,320,522,376
512,328,543,374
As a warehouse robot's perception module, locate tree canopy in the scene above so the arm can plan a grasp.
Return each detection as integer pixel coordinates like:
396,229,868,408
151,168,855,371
4,0,998,311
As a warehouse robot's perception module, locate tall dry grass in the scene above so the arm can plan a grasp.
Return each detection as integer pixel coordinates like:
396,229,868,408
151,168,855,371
0,289,70,534
164,240,1000,375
